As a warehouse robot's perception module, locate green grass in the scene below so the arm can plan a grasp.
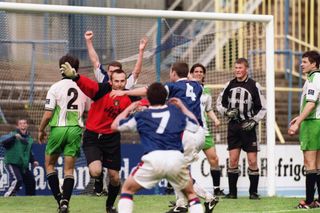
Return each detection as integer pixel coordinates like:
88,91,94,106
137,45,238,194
0,195,318,213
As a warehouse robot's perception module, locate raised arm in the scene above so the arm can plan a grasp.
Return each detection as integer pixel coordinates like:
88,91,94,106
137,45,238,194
131,36,148,81
85,31,100,70
0,133,16,149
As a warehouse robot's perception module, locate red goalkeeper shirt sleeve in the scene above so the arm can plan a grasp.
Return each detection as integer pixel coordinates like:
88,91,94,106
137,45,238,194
74,75,105,99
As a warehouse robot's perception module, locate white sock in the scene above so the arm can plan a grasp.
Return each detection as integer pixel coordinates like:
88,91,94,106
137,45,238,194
118,198,133,213
193,181,213,202
189,203,204,213
175,190,188,206
176,197,188,207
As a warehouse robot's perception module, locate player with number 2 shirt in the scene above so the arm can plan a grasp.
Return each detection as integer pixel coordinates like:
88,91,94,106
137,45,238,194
38,54,90,213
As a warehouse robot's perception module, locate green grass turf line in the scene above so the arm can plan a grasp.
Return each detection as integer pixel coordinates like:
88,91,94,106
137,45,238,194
0,195,319,213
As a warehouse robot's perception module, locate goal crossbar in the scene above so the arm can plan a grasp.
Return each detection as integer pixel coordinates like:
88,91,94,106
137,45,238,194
0,2,272,22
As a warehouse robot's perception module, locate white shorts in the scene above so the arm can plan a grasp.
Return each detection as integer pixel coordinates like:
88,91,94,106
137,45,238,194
182,126,205,164
131,150,190,191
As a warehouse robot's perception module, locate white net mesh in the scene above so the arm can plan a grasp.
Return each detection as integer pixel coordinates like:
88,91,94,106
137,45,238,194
0,5,268,194
157,19,267,146
0,12,267,143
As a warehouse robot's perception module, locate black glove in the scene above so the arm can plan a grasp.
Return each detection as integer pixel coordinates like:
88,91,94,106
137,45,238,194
241,119,257,131
225,108,240,121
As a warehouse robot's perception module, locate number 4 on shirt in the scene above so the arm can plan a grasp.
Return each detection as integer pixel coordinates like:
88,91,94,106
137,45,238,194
186,83,196,101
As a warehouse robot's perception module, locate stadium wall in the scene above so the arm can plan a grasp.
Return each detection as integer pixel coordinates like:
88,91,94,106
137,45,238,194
0,144,304,196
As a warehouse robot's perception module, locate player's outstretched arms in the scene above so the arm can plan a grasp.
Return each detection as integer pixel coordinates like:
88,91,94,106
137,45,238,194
110,86,147,98
111,101,140,131
168,97,199,125
131,36,148,80
85,30,100,70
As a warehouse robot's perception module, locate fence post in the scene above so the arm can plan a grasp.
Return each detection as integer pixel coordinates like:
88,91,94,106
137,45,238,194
156,17,161,82
28,42,36,105
287,50,293,126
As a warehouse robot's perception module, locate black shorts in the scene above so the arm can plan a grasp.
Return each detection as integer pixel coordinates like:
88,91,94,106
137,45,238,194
82,129,121,171
227,121,259,152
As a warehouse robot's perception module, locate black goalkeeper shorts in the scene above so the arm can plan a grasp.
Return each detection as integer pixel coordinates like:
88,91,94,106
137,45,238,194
227,120,259,152
82,129,121,171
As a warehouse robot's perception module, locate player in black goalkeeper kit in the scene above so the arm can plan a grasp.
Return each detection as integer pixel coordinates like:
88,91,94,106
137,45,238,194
216,58,266,200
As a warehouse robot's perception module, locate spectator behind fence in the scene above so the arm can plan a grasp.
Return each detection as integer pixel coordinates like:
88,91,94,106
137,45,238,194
0,118,38,196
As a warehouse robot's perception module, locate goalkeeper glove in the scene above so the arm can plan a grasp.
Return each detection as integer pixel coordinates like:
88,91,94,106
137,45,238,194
60,62,78,79
241,119,257,131
225,108,240,121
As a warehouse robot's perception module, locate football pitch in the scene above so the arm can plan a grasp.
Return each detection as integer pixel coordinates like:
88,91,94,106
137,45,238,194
0,195,319,213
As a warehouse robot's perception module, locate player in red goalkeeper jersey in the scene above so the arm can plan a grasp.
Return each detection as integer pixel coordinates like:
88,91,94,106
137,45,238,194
60,63,131,213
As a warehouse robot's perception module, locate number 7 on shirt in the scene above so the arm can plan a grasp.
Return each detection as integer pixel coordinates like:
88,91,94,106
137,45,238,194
152,111,170,134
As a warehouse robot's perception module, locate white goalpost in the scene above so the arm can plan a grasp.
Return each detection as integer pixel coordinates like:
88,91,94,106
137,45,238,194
0,2,275,196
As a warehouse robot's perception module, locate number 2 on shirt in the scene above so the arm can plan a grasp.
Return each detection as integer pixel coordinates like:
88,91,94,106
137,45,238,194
186,83,196,101
152,111,170,134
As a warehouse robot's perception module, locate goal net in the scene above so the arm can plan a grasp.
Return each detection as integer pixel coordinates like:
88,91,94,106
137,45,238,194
0,2,275,196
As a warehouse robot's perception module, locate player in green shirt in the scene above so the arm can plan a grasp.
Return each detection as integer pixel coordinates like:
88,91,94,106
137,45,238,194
288,50,320,209
190,63,224,197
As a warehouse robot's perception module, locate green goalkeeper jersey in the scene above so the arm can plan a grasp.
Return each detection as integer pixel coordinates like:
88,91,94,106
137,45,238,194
300,70,320,120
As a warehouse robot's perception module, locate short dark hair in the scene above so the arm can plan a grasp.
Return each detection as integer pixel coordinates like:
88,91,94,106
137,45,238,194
16,118,27,124
190,63,206,74
110,69,126,80
171,62,189,78
302,51,320,68
59,54,79,72
235,58,249,68
147,82,167,106
107,61,122,70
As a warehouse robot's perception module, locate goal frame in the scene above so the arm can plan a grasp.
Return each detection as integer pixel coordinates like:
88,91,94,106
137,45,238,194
0,2,275,196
